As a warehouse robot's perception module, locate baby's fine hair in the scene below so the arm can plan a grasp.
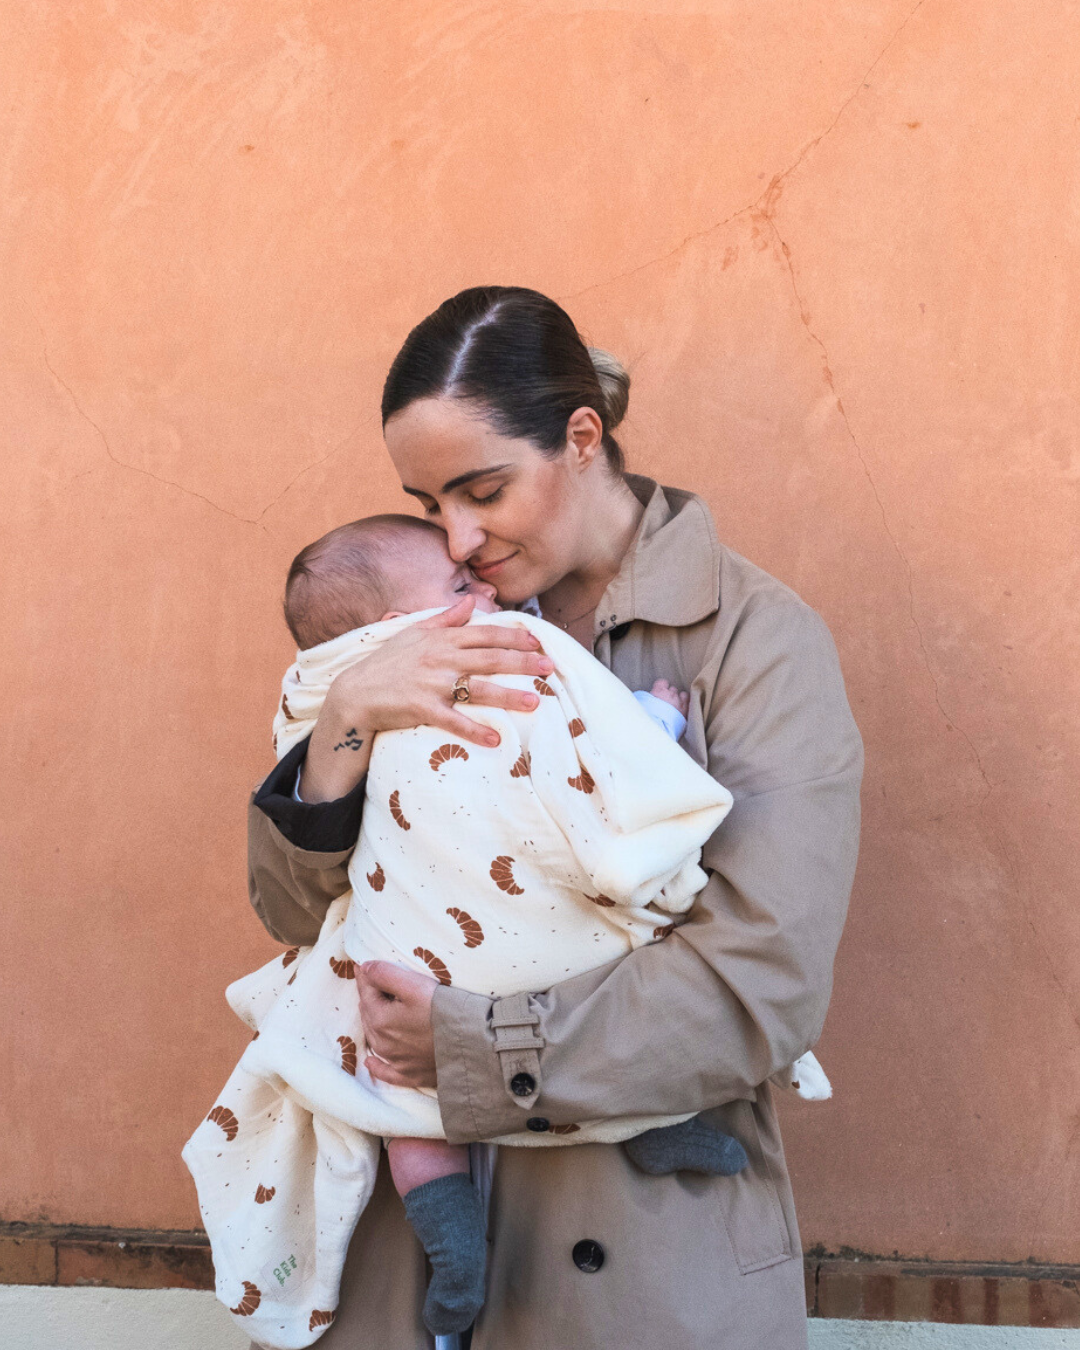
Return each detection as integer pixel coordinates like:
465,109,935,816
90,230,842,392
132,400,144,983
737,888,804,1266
284,514,441,650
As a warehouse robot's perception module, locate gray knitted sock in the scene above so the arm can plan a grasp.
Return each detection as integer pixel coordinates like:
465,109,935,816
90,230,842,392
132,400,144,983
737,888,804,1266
624,1115,749,1176
402,1172,487,1336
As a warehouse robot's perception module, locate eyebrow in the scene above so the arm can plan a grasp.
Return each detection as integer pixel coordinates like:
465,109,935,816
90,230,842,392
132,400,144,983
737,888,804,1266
402,463,512,498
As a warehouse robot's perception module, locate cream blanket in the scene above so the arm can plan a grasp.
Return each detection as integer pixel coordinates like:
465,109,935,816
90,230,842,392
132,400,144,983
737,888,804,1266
183,609,824,1348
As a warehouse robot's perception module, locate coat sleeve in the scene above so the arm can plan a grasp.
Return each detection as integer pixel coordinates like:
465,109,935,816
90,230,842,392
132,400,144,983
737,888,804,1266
247,737,365,946
431,600,863,1142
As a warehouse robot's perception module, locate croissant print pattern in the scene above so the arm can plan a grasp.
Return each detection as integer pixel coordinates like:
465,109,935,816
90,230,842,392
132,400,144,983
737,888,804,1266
328,955,355,980
653,924,675,941
413,948,452,985
567,767,595,794
337,1035,357,1075
366,863,385,891
446,907,484,947
588,893,616,908
550,1123,581,1135
310,1310,336,1332
281,693,294,721
429,743,469,772
490,855,524,895
509,750,531,778
389,790,411,830
255,1184,275,1204
568,717,585,737
281,947,300,968
230,1281,261,1316
533,677,555,696
207,1105,239,1141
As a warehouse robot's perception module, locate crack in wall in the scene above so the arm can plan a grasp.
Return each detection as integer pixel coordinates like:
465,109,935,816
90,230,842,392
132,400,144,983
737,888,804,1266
559,0,926,304
39,327,361,528
763,211,1080,1049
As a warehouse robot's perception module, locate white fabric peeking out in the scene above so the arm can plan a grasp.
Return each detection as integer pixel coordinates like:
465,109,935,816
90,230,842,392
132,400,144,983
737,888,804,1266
183,608,824,1350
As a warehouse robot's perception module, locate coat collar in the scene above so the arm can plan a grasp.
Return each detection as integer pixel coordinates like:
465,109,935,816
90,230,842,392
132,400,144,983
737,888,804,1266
595,474,722,634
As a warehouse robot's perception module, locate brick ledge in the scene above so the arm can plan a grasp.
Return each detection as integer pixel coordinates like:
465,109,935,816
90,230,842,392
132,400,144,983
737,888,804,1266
2,1225,1077,1326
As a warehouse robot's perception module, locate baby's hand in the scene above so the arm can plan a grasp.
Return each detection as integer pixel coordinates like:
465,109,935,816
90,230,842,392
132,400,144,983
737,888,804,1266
650,679,689,717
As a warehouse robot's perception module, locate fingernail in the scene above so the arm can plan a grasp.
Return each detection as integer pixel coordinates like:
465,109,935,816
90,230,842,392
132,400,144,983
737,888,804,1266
538,658,554,673
524,694,539,710
486,733,500,747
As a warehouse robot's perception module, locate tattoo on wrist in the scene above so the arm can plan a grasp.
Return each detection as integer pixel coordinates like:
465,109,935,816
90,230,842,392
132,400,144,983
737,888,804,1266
333,727,365,752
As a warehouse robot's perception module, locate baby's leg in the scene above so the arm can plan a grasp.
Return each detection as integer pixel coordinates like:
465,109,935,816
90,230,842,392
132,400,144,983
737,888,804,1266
623,1116,748,1177
388,1138,486,1336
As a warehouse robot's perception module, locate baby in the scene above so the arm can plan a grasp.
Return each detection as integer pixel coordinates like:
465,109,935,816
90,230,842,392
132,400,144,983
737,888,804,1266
184,516,827,1349
281,517,747,1325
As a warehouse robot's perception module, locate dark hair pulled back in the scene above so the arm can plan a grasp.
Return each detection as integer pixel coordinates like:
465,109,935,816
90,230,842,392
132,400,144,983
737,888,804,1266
381,286,630,474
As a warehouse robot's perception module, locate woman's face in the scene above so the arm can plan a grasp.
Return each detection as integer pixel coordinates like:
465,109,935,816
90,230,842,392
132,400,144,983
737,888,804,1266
384,396,597,604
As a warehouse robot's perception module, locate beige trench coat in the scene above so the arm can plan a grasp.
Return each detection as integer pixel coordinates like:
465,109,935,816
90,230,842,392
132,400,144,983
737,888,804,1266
245,476,863,1349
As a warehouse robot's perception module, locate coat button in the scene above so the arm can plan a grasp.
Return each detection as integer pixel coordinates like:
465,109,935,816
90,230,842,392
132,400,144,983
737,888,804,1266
526,1116,550,1132
572,1239,605,1273
509,1072,536,1097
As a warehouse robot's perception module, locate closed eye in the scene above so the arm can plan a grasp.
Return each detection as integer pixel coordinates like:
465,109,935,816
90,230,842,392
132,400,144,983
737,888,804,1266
470,485,505,506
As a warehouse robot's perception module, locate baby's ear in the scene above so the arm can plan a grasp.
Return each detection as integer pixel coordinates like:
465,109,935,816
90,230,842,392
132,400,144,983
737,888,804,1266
381,610,406,622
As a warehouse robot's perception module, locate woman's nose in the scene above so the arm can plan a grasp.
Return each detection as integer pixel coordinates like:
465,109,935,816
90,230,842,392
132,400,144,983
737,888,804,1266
443,512,485,563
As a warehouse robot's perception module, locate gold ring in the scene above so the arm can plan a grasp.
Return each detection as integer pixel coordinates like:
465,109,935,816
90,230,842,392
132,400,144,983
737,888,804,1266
451,674,472,704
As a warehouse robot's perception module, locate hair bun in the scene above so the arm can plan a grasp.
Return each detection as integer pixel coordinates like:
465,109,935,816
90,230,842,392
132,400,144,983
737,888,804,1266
587,347,630,430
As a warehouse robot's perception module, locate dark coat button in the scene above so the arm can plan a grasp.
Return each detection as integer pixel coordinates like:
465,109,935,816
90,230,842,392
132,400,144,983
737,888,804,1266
572,1239,605,1273
610,622,632,640
526,1116,550,1132
509,1072,536,1097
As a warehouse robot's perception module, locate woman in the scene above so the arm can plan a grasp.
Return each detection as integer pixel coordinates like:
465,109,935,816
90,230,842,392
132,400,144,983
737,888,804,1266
248,286,863,1349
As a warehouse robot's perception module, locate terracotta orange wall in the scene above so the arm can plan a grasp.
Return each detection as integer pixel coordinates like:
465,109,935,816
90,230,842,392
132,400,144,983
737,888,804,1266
4,1,1077,1264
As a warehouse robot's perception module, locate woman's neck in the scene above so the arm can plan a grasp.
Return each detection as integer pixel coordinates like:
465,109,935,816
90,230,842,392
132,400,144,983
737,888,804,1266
538,475,643,625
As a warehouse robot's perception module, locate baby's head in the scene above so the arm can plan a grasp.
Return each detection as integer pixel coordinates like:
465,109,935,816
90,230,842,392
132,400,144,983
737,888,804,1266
284,514,499,650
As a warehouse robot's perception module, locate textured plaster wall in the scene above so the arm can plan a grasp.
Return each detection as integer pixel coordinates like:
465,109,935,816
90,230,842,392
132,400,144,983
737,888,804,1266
2,1,1077,1264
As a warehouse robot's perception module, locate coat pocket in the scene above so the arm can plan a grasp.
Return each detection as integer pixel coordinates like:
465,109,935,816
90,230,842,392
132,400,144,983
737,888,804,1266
701,1097,793,1274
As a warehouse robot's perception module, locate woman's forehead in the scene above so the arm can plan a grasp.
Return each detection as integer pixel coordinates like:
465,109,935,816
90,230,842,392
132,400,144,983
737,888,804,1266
385,397,529,490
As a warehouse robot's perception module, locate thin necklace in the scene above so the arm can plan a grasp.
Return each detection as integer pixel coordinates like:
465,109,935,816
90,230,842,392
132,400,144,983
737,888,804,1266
540,600,598,631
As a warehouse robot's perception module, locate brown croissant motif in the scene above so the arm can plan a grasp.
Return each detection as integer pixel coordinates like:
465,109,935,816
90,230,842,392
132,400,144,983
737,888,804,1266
255,1184,275,1204
429,743,469,772
281,693,295,721
366,863,385,891
550,1123,581,1135
310,1310,336,1332
568,717,585,737
207,1104,239,1142
490,855,524,895
567,767,595,794
337,1035,357,1075
389,790,411,830
230,1281,261,1316
588,893,616,908
509,749,531,778
653,924,675,941
533,677,555,696
446,907,484,947
413,947,452,985
329,955,355,980
282,947,300,968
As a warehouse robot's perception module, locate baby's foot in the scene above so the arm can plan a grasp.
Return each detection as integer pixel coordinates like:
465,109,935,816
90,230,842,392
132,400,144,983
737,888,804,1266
402,1172,487,1335
624,1115,748,1176
650,678,690,717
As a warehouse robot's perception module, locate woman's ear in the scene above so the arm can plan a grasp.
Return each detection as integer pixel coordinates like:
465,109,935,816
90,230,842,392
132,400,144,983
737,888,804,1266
565,406,604,470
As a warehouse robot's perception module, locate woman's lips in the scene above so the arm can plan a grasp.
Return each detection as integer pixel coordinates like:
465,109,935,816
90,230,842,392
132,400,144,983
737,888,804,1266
472,551,518,579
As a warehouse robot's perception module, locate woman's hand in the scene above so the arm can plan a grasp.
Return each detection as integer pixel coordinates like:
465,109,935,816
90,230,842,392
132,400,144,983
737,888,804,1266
356,961,440,1089
298,595,553,802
